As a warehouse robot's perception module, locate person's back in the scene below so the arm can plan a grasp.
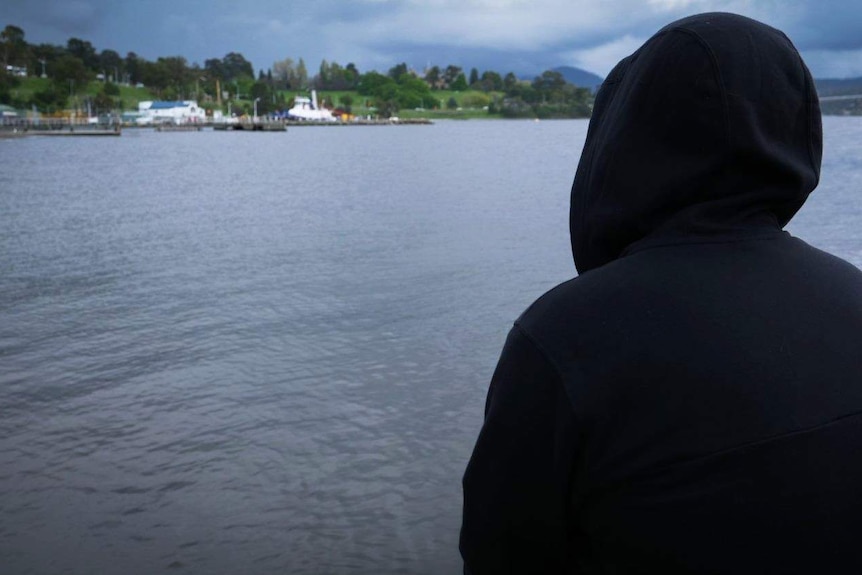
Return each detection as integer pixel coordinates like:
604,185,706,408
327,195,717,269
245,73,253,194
461,12,862,574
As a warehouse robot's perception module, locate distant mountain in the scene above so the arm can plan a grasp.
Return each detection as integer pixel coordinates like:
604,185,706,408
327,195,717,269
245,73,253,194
814,77,862,97
814,77,862,116
552,66,604,91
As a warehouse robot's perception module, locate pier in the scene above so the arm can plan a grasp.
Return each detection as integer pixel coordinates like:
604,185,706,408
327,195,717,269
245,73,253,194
213,121,287,132
1,118,122,137
284,118,433,127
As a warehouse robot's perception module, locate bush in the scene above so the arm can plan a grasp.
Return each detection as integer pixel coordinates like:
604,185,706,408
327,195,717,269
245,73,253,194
460,92,491,109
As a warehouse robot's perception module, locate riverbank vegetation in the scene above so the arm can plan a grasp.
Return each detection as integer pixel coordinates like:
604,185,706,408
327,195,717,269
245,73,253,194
1,23,593,119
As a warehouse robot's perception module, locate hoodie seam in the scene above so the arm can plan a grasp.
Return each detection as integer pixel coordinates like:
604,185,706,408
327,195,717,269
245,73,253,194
511,321,584,433
594,408,862,490
671,26,732,150
780,30,819,183
622,230,787,257
802,54,820,185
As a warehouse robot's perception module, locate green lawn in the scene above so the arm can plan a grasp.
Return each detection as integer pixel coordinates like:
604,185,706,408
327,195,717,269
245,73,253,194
8,77,503,119
279,89,505,119
7,76,155,109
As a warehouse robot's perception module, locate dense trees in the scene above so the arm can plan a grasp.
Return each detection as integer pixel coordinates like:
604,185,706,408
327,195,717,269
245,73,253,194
495,70,592,118
66,38,98,70
0,24,265,111
1,22,595,119
313,60,359,90
356,68,438,117
1,25,26,68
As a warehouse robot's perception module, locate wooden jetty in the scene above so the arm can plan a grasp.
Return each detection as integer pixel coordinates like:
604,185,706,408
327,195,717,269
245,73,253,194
213,121,286,132
1,120,121,137
284,118,433,127
155,124,203,132
34,126,121,136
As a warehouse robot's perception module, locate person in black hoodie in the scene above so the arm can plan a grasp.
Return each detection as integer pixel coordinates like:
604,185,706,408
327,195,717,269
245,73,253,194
461,12,862,574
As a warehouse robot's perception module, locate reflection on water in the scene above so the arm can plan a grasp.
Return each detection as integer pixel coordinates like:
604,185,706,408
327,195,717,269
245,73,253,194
1,118,860,574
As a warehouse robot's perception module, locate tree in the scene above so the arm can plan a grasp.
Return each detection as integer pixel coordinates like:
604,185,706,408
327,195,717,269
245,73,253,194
99,49,123,82
375,96,399,118
503,72,518,92
126,52,142,84
450,73,468,91
395,73,437,108
205,57,225,80
346,63,359,85
273,57,294,87
50,54,91,93
92,88,117,114
357,71,396,96
424,65,441,89
340,93,354,113
1,25,27,68
160,56,191,94
388,62,408,80
250,80,274,114
497,70,593,118
296,58,308,89
446,96,458,109
29,43,66,79
31,83,66,112
443,65,462,87
469,67,479,86
222,52,254,81
461,92,491,108
67,38,98,71
0,68,20,104
532,70,567,99
480,70,503,92
318,59,330,87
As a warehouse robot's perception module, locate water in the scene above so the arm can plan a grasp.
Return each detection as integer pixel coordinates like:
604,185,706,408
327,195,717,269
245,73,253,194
1,118,860,574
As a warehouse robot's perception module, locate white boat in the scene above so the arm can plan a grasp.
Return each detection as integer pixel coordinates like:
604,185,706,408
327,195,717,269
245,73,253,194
287,90,336,122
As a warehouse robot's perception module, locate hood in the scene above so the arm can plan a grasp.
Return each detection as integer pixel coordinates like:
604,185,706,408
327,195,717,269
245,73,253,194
570,12,822,274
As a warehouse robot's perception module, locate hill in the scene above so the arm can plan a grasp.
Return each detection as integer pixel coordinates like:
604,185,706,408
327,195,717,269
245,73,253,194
552,66,604,91
814,77,862,97
814,77,862,116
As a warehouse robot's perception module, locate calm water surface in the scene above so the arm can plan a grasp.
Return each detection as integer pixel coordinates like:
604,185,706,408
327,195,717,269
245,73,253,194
1,118,860,574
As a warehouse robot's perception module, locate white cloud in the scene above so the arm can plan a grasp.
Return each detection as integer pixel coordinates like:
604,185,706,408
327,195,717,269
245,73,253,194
648,0,698,10
801,49,862,79
565,35,647,76
316,1,659,54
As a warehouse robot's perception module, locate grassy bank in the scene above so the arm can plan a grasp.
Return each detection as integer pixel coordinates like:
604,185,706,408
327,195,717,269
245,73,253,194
295,89,504,119
8,77,504,119
8,77,157,110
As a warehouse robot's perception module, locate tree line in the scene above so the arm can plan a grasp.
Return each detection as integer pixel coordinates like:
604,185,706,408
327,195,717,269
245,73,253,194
1,24,593,118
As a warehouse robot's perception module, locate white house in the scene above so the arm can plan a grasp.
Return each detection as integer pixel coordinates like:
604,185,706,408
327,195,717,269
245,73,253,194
137,100,206,125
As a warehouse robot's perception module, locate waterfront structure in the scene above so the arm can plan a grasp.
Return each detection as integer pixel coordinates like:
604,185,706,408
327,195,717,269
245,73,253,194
287,91,336,122
0,104,20,118
136,100,206,125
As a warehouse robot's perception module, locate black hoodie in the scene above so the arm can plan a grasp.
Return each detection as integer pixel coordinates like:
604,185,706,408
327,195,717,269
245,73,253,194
461,13,862,574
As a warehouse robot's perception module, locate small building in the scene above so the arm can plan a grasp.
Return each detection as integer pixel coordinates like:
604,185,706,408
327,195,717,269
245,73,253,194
5,65,27,77
136,100,206,125
0,104,19,118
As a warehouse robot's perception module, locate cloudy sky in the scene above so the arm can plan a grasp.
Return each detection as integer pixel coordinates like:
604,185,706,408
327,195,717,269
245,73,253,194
2,0,861,79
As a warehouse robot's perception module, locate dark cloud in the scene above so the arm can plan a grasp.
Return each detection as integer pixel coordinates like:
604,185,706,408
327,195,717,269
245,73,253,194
2,0,861,78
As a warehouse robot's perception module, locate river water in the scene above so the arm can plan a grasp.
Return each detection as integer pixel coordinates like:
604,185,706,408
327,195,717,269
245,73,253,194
1,118,860,574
